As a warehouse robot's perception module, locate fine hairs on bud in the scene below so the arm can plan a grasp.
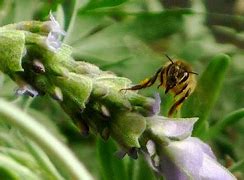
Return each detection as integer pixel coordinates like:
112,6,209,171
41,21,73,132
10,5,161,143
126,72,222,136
33,59,45,73
16,85,39,97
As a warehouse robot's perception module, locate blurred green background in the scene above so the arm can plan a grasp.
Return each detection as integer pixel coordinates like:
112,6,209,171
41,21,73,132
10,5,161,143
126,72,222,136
0,0,243,179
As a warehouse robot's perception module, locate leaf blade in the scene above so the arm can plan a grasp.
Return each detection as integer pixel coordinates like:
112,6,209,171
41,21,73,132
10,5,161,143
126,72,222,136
182,54,231,137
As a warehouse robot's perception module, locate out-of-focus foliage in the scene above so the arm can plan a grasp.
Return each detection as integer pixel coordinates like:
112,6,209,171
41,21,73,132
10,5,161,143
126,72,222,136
0,0,243,179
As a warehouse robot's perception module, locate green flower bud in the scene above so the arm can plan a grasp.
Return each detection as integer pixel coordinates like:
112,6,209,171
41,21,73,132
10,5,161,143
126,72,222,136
0,29,25,73
54,72,93,109
111,112,146,149
92,76,132,110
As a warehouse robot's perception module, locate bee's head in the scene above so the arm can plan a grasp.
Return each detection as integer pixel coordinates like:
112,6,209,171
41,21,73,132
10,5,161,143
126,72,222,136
164,55,197,93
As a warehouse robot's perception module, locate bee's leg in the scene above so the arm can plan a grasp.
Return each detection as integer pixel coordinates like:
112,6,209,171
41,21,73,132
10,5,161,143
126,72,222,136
157,68,165,88
168,89,191,117
120,67,162,91
174,83,188,98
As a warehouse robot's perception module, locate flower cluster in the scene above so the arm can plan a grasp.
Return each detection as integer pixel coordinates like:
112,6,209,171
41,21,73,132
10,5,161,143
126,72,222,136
0,15,236,180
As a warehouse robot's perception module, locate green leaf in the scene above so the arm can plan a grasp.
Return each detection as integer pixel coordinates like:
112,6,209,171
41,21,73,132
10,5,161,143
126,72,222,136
13,0,40,22
208,108,244,139
126,158,137,180
72,26,133,66
136,157,156,180
111,112,146,149
73,29,163,84
0,0,13,25
82,8,192,41
25,141,65,180
0,98,93,180
97,138,127,180
0,30,25,73
56,4,65,32
0,147,38,173
229,159,244,173
0,154,40,180
65,14,113,46
63,0,88,44
0,166,18,180
120,9,192,43
182,54,231,137
71,9,191,67
83,0,127,11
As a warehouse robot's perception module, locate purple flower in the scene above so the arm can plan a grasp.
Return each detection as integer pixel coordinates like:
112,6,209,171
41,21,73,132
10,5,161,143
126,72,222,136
147,116,198,140
16,85,38,97
45,32,62,52
47,12,66,36
145,116,236,180
150,93,161,116
45,12,66,52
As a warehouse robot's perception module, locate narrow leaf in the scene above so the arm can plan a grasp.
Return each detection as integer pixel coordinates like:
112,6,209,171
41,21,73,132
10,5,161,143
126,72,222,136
82,0,127,11
63,0,88,44
25,141,65,180
229,159,244,173
97,138,127,180
0,153,40,180
0,99,93,180
208,108,244,139
135,157,156,180
182,54,231,137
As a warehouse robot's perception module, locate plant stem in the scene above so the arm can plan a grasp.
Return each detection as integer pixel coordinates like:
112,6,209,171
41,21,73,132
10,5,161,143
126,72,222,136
0,98,93,180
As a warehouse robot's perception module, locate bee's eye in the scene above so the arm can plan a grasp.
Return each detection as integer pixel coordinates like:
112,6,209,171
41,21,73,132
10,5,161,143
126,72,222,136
179,71,189,84
177,70,186,78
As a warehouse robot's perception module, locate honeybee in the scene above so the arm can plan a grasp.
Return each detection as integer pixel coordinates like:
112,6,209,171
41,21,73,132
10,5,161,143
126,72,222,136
122,55,197,117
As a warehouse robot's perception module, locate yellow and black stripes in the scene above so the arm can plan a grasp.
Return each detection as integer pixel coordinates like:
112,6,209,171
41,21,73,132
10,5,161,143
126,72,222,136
121,56,197,117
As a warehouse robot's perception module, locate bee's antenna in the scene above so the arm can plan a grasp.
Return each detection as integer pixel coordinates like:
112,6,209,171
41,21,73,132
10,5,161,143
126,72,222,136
164,54,174,64
189,71,198,75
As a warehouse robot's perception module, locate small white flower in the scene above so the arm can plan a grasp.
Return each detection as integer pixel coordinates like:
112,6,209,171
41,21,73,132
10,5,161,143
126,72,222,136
45,32,62,52
16,85,38,97
49,11,66,36
44,12,66,52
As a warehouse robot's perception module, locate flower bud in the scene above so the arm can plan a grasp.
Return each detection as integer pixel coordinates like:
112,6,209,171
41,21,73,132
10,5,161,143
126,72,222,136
54,73,93,109
111,112,146,149
0,30,25,73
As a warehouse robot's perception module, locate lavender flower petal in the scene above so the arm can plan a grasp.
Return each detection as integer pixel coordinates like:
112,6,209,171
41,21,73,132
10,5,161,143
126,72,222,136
163,138,204,179
150,93,161,116
146,140,156,156
155,137,236,180
200,154,236,180
43,12,66,52
186,137,216,159
45,32,62,52
147,116,198,140
160,154,189,180
49,12,66,36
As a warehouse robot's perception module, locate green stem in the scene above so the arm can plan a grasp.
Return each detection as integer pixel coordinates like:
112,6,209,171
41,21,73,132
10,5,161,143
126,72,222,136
208,108,244,139
0,98,93,180
63,0,88,44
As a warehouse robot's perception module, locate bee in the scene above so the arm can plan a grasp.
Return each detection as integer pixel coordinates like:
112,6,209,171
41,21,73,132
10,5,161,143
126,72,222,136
122,55,197,117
